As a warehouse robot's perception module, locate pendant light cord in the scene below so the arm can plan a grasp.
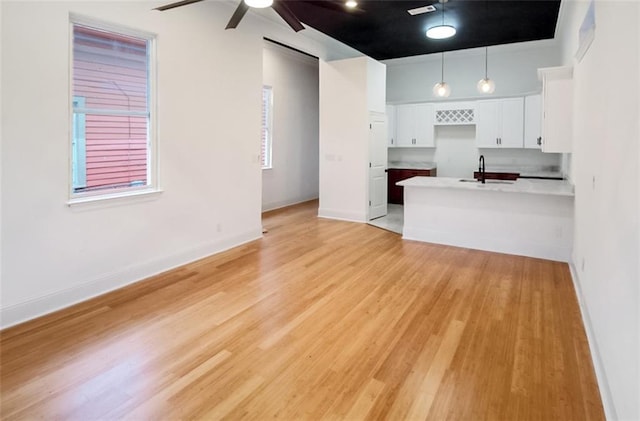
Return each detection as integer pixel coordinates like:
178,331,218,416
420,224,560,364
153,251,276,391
441,52,444,83
485,47,488,79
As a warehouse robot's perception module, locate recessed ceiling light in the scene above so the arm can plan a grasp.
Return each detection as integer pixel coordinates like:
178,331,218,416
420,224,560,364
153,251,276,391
426,25,456,39
345,0,358,8
407,5,436,16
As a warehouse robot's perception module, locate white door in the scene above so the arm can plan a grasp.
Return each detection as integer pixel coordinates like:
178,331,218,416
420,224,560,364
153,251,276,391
500,97,524,147
369,114,388,220
395,105,414,146
414,103,435,147
524,94,542,149
475,100,500,148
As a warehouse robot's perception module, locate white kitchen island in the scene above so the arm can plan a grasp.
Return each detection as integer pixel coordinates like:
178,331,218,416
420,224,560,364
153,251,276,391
397,177,575,262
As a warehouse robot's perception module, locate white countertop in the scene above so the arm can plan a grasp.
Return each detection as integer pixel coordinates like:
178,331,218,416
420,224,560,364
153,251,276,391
397,176,574,197
388,161,437,170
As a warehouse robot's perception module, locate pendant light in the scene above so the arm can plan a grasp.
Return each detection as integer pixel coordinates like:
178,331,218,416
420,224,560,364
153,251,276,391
426,0,456,39
433,52,451,98
477,47,496,94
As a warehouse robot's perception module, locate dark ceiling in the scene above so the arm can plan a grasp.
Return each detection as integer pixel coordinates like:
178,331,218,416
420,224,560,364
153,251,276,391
284,0,561,60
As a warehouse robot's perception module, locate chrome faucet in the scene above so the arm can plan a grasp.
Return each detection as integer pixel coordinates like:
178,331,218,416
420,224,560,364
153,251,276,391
478,155,486,184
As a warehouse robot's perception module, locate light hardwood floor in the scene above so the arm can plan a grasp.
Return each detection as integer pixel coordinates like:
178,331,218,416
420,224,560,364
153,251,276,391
0,200,604,420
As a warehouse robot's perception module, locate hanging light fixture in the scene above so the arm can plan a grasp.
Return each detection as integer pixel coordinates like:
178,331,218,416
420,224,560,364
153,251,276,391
244,0,273,8
345,0,358,8
433,52,451,98
477,47,496,94
426,0,456,39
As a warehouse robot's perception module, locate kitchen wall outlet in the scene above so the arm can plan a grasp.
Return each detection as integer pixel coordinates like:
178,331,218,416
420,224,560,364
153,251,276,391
592,175,596,190
581,257,585,272
216,223,222,233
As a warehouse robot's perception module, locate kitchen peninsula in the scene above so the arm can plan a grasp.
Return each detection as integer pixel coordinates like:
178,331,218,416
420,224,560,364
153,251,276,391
397,176,574,262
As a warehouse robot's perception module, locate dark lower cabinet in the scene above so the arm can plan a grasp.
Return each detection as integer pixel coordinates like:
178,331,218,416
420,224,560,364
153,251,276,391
387,168,437,205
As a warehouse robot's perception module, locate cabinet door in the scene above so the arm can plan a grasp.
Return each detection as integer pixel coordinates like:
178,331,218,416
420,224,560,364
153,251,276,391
414,104,435,147
386,105,397,147
395,105,415,147
475,100,500,148
500,97,524,148
524,94,542,149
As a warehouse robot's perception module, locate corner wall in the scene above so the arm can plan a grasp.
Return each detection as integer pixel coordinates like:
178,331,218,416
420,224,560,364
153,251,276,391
557,1,639,419
262,41,319,212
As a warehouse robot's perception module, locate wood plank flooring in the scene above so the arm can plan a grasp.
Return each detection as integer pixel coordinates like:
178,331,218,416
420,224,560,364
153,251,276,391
0,200,604,420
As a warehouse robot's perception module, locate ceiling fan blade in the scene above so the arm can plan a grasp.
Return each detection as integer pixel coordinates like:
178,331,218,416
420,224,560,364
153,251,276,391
272,1,305,32
154,0,205,11
226,1,250,29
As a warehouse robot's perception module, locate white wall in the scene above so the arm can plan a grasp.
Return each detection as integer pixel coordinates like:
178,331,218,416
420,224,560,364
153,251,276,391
557,1,639,420
0,0,362,327
385,40,561,104
262,41,319,211
318,57,385,222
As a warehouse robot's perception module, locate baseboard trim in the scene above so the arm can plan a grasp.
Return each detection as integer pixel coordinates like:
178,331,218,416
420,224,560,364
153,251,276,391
0,228,262,329
568,261,617,420
262,195,319,213
317,207,367,223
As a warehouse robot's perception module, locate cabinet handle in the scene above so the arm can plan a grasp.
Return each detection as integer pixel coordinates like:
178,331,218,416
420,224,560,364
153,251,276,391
496,138,499,145
537,136,542,146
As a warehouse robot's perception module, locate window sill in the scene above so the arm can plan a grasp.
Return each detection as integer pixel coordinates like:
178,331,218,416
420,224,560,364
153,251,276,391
67,188,163,209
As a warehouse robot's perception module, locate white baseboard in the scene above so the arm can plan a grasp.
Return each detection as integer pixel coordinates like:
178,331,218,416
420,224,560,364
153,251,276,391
568,261,617,420
317,207,367,223
262,195,318,212
0,228,262,329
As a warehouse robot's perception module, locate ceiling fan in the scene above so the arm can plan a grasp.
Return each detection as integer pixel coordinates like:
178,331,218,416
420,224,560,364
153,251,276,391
154,0,305,32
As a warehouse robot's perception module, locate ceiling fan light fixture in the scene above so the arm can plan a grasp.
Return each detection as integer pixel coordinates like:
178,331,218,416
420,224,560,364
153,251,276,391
345,0,358,8
426,25,456,39
244,0,273,8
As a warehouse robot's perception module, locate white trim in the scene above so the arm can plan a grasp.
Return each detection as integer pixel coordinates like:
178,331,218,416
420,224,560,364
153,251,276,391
0,228,262,329
262,196,318,213
66,187,163,208
568,262,617,421
317,208,367,223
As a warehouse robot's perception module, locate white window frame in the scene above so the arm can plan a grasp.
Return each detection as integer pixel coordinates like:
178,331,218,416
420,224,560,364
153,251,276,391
262,85,273,170
68,14,159,206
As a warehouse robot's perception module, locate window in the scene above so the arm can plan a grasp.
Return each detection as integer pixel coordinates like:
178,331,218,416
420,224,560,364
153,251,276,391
261,86,273,169
70,17,156,201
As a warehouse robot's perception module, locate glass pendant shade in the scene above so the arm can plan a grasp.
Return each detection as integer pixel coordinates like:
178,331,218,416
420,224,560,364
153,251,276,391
433,82,451,98
477,78,495,94
345,0,358,8
244,0,273,8
426,25,456,39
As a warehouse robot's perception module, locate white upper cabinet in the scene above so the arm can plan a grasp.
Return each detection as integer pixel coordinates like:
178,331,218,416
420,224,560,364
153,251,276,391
395,103,435,147
538,66,573,153
386,105,397,147
524,94,542,149
475,97,524,148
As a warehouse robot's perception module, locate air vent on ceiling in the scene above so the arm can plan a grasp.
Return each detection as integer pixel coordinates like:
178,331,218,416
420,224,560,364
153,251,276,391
407,5,436,16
